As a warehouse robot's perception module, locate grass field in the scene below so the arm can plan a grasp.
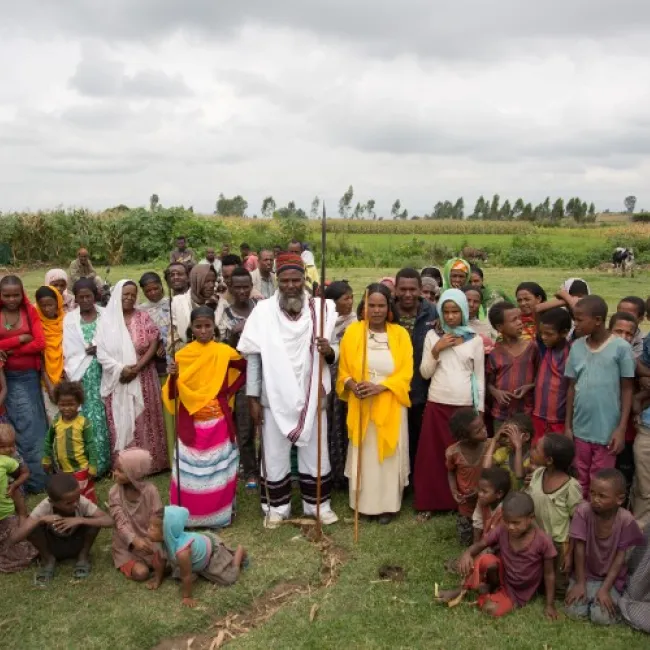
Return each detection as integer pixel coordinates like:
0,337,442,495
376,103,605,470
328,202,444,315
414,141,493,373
4,264,649,649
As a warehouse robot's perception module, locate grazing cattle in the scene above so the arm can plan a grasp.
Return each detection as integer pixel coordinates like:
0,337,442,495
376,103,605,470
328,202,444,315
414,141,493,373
612,247,635,277
461,246,488,262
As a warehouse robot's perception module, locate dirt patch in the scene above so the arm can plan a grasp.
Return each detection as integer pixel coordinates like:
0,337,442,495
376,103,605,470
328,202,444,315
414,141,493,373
153,529,346,650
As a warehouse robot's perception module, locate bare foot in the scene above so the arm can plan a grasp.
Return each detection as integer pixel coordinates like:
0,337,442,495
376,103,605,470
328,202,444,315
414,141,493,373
233,545,248,569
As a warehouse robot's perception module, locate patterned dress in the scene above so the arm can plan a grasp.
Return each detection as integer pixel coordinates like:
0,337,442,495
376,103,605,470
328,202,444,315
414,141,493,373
80,319,111,477
105,310,168,473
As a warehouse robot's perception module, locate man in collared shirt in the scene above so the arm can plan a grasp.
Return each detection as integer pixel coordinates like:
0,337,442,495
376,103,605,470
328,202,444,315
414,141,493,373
250,249,276,299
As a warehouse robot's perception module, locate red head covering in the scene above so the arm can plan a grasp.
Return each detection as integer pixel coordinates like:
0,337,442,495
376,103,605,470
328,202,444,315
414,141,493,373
275,253,305,276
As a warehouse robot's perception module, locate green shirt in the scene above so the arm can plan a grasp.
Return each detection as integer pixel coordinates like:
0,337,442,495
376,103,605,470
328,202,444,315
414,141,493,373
0,455,19,519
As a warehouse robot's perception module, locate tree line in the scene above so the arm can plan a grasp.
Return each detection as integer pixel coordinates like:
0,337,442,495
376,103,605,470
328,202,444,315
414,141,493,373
146,189,641,223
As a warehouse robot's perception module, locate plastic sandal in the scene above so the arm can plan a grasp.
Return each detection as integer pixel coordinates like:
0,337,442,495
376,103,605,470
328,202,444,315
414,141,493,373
73,562,91,579
34,565,55,588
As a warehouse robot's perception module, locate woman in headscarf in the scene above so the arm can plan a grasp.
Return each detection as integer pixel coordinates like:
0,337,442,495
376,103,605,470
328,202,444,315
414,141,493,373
414,288,485,521
324,281,357,489
109,448,162,582
163,306,246,528
44,269,76,313
96,280,168,473
443,258,471,290
379,276,396,298
138,272,174,465
34,286,65,423
169,264,217,356
421,267,443,288
0,276,47,491
421,277,440,305
63,278,111,477
338,283,413,524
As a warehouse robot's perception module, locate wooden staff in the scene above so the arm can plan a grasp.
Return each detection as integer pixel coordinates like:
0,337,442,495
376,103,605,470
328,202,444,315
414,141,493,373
354,289,370,544
166,276,182,507
315,202,327,540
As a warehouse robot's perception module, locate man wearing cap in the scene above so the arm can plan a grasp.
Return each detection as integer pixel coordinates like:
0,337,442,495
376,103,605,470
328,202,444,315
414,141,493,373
238,253,339,527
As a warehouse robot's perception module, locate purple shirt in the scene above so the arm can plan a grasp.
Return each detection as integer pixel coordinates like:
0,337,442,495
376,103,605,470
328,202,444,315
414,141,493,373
483,525,557,606
569,502,644,593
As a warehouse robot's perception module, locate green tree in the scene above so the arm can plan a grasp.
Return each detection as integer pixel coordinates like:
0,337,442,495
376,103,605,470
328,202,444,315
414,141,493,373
551,198,564,221
338,185,354,219
390,199,402,220
453,197,464,219
261,196,276,219
352,202,365,220
215,194,248,217
489,194,501,220
624,195,637,213
365,199,376,220
310,196,320,219
274,200,307,220
521,202,534,221
500,199,512,220
149,193,159,212
471,195,485,220
512,198,525,220
588,202,596,220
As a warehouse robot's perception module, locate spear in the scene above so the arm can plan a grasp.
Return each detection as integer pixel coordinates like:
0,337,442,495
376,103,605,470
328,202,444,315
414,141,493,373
166,275,182,507
315,201,327,539
354,289,369,544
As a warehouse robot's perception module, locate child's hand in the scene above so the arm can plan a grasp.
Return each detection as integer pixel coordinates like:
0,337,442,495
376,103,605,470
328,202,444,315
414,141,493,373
565,582,585,606
51,517,81,534
168,361,179,377
544,604,560,621
133,537,153,554
595,588,616,618
561,554,572,575
0,350,7,363
458,551,474,577
505,427,524,451
607,427,625,456
146,579,161,591
40,514,63,525
512,384,533,400
451,491,466,505
7,482,18,498
181,597,198,608
492,389,513,407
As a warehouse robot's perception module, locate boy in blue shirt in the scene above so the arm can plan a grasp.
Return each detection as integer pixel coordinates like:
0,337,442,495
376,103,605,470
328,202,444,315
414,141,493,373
565,296,635,499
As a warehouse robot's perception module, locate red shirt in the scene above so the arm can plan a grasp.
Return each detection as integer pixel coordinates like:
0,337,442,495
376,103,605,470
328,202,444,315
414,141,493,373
0,301,46,372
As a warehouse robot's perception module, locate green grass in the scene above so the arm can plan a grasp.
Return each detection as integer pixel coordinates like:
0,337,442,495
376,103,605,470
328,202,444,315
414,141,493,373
5,264,650,649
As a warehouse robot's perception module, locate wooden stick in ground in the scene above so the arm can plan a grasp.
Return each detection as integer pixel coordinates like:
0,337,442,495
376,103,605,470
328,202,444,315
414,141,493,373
354,289,370,544
166,277,182,507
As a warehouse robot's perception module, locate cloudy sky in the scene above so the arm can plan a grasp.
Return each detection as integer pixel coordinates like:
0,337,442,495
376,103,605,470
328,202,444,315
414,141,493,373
1,1,649,216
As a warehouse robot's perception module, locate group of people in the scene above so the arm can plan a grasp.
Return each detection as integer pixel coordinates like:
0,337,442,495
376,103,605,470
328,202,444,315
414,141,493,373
0,243,649,632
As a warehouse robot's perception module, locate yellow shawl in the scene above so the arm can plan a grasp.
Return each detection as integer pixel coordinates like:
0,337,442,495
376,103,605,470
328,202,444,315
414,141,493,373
35,286,65,385
162,341,241,415
336,321,413,462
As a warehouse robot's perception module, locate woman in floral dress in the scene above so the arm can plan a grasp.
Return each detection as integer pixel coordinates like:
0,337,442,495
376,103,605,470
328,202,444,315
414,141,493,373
63,278,111,476
96,280,168,473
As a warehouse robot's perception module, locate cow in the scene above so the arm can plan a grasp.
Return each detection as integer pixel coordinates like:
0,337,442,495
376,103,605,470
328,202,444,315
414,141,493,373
461,246,488,262
612,247,635,277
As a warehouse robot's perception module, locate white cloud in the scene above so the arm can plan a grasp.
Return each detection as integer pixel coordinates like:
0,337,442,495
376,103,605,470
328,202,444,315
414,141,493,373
0,2,649,215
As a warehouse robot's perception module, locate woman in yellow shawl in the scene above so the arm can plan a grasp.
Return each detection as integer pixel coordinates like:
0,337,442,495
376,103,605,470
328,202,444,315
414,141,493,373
337,283,413,525
164,306,246,528
35,286,65,423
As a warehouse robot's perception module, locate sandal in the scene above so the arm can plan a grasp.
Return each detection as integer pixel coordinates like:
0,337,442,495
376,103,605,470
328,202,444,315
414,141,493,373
34,564,55,588
73,561,92,579
416,511,433,523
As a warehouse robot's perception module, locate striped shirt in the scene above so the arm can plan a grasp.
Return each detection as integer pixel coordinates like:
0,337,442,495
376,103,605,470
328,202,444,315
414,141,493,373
487,341,538,420
43,414,96,475
533,340,571,424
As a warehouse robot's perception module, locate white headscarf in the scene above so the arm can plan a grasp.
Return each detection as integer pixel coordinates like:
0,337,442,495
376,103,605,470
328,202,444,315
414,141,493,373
301,250,316,267
95,280,144,451
563,277,590,295
63,305,103,381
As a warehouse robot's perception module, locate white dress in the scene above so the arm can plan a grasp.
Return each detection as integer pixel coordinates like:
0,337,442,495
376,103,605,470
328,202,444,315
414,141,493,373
345,332,410,515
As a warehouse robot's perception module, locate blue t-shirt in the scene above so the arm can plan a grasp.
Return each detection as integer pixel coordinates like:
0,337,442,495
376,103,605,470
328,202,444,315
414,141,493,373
565,336,635,445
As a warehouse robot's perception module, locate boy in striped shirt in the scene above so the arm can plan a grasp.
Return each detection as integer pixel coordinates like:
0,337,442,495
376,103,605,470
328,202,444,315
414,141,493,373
43,381,97,503
532,307,573,445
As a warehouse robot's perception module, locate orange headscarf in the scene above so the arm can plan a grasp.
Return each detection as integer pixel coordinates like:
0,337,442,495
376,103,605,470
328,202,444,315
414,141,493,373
35,285,65,385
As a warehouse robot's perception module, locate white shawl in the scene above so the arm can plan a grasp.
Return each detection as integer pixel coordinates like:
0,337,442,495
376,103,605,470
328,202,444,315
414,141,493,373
238,293,336,446
95,280,144,451
171,290,193,344
63,306,104,382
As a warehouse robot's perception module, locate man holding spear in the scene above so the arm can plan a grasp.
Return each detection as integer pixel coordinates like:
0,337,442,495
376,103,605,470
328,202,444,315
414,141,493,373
237,250,339,529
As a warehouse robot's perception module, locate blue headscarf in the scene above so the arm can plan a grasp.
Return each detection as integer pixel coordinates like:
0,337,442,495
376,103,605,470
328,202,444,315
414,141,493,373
438,289,475,342
163,505,209,572
438,289,479,411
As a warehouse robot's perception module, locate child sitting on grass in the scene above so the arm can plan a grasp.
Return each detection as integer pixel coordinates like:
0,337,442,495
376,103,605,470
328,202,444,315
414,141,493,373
483,412,534,489
487,302,538,430
446,408,488,546
9,472,112,586
109,448,162,582
437,492,558,619
472,467,511,543
533,307,572,445
0,424,37,572
43,381,97,503
147,506,247,608
528,434,583,600
565,469,644,625
565,296,635,499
